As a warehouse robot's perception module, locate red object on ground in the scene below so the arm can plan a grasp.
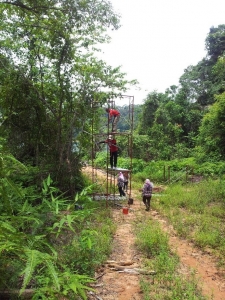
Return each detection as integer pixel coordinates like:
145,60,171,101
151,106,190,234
122,207,129,214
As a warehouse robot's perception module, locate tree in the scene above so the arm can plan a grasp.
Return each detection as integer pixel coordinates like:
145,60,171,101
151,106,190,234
138,91,165,134
0,0,133,194
179,60,215,107
197,92,225,160
205,25,225,64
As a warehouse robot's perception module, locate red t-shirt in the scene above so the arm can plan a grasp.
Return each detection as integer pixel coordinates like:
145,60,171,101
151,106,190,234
109,109,120,117
106,139,118,152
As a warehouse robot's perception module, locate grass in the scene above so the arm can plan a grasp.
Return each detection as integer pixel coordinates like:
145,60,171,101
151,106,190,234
58,201,117,277
134,217,208,300
147,178,225,268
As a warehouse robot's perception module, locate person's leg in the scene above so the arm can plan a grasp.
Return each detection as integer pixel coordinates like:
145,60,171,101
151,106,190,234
113,151,118,168
112,115,120,132
109,152,113,168
112,117,115,132
119,186,123,197
142,196,146,206
146,196,151,211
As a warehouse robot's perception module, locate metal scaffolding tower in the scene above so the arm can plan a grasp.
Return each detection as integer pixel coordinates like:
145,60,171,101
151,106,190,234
91,95,134,207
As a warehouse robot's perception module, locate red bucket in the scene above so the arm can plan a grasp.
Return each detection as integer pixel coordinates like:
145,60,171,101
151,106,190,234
122,207,129,215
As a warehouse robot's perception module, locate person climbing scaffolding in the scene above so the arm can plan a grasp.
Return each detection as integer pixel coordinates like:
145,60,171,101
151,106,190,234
105,108,120,132
98,135,118,169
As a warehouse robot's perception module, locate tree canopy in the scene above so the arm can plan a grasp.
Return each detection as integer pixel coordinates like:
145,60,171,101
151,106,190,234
135,24,225,162
0,0,135,194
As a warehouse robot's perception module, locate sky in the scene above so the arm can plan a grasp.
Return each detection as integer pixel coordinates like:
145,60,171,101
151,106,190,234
99,0,225,104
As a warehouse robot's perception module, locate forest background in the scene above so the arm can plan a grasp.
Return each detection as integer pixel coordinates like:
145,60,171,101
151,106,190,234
1,0,225,299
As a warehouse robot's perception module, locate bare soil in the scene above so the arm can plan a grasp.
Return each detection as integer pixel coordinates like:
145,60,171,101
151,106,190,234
84,167,225,300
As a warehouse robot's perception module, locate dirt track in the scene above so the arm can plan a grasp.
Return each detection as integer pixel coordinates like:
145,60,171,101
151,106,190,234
84,167,225,300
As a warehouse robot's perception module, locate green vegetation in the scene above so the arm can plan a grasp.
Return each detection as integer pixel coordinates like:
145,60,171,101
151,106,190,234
135,219,207,300
152,180,225,264
0,0,135,196
132,156,225,265
131,158,225,299
0,146,115,299
1,0,225,299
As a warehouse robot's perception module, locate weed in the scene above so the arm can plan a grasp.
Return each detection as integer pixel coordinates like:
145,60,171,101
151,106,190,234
149,178,225,264
135,218,208,299
135,219,169,257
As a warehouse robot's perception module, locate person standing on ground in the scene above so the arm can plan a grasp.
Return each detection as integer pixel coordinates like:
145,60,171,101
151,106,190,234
105,108,120,132
117,172,126,197
123,171,129,192
141,179,153,211
98,135,118,169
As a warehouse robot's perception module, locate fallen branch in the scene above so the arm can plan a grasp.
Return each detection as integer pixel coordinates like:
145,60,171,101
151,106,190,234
106,260,134,266
95,272,106,280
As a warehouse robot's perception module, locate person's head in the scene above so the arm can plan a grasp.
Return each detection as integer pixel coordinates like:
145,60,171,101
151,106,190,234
108,135,113,140
145,179,151,185
105,108,110,112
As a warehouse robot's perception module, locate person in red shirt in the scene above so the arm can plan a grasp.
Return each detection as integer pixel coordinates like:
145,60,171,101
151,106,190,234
98,135,118,169
105,108,120,132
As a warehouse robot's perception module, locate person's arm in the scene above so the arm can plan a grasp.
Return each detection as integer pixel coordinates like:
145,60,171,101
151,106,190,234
142,184,146,193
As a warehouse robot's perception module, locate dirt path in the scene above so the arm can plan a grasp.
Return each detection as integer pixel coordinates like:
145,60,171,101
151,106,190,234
153,211,225,300
84,167,225,300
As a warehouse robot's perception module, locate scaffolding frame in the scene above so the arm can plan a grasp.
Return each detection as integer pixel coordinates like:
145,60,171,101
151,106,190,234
91,95,134,207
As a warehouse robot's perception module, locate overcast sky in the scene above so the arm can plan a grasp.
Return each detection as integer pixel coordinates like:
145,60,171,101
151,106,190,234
100,0,225,104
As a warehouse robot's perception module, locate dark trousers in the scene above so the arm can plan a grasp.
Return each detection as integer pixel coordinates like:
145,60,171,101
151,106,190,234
124,181,128,191
143,196,151,210
110,151,118,168
119,186,125,197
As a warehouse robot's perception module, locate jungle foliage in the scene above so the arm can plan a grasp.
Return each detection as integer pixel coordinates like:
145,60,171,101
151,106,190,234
0,0,135,196
1,0,225,298
0,143,115,299
0,0,129,298
134,24,225,163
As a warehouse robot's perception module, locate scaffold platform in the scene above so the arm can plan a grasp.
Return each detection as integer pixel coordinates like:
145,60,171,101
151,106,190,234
93,193,127,201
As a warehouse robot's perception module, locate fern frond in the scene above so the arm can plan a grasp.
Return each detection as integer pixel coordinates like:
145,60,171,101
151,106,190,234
0,241,19,253
5,154,27,172
5,177,24,198
61,272,95,300
68,274,95,299
45,259,60,291
20,249,42,295
0,219,17,233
